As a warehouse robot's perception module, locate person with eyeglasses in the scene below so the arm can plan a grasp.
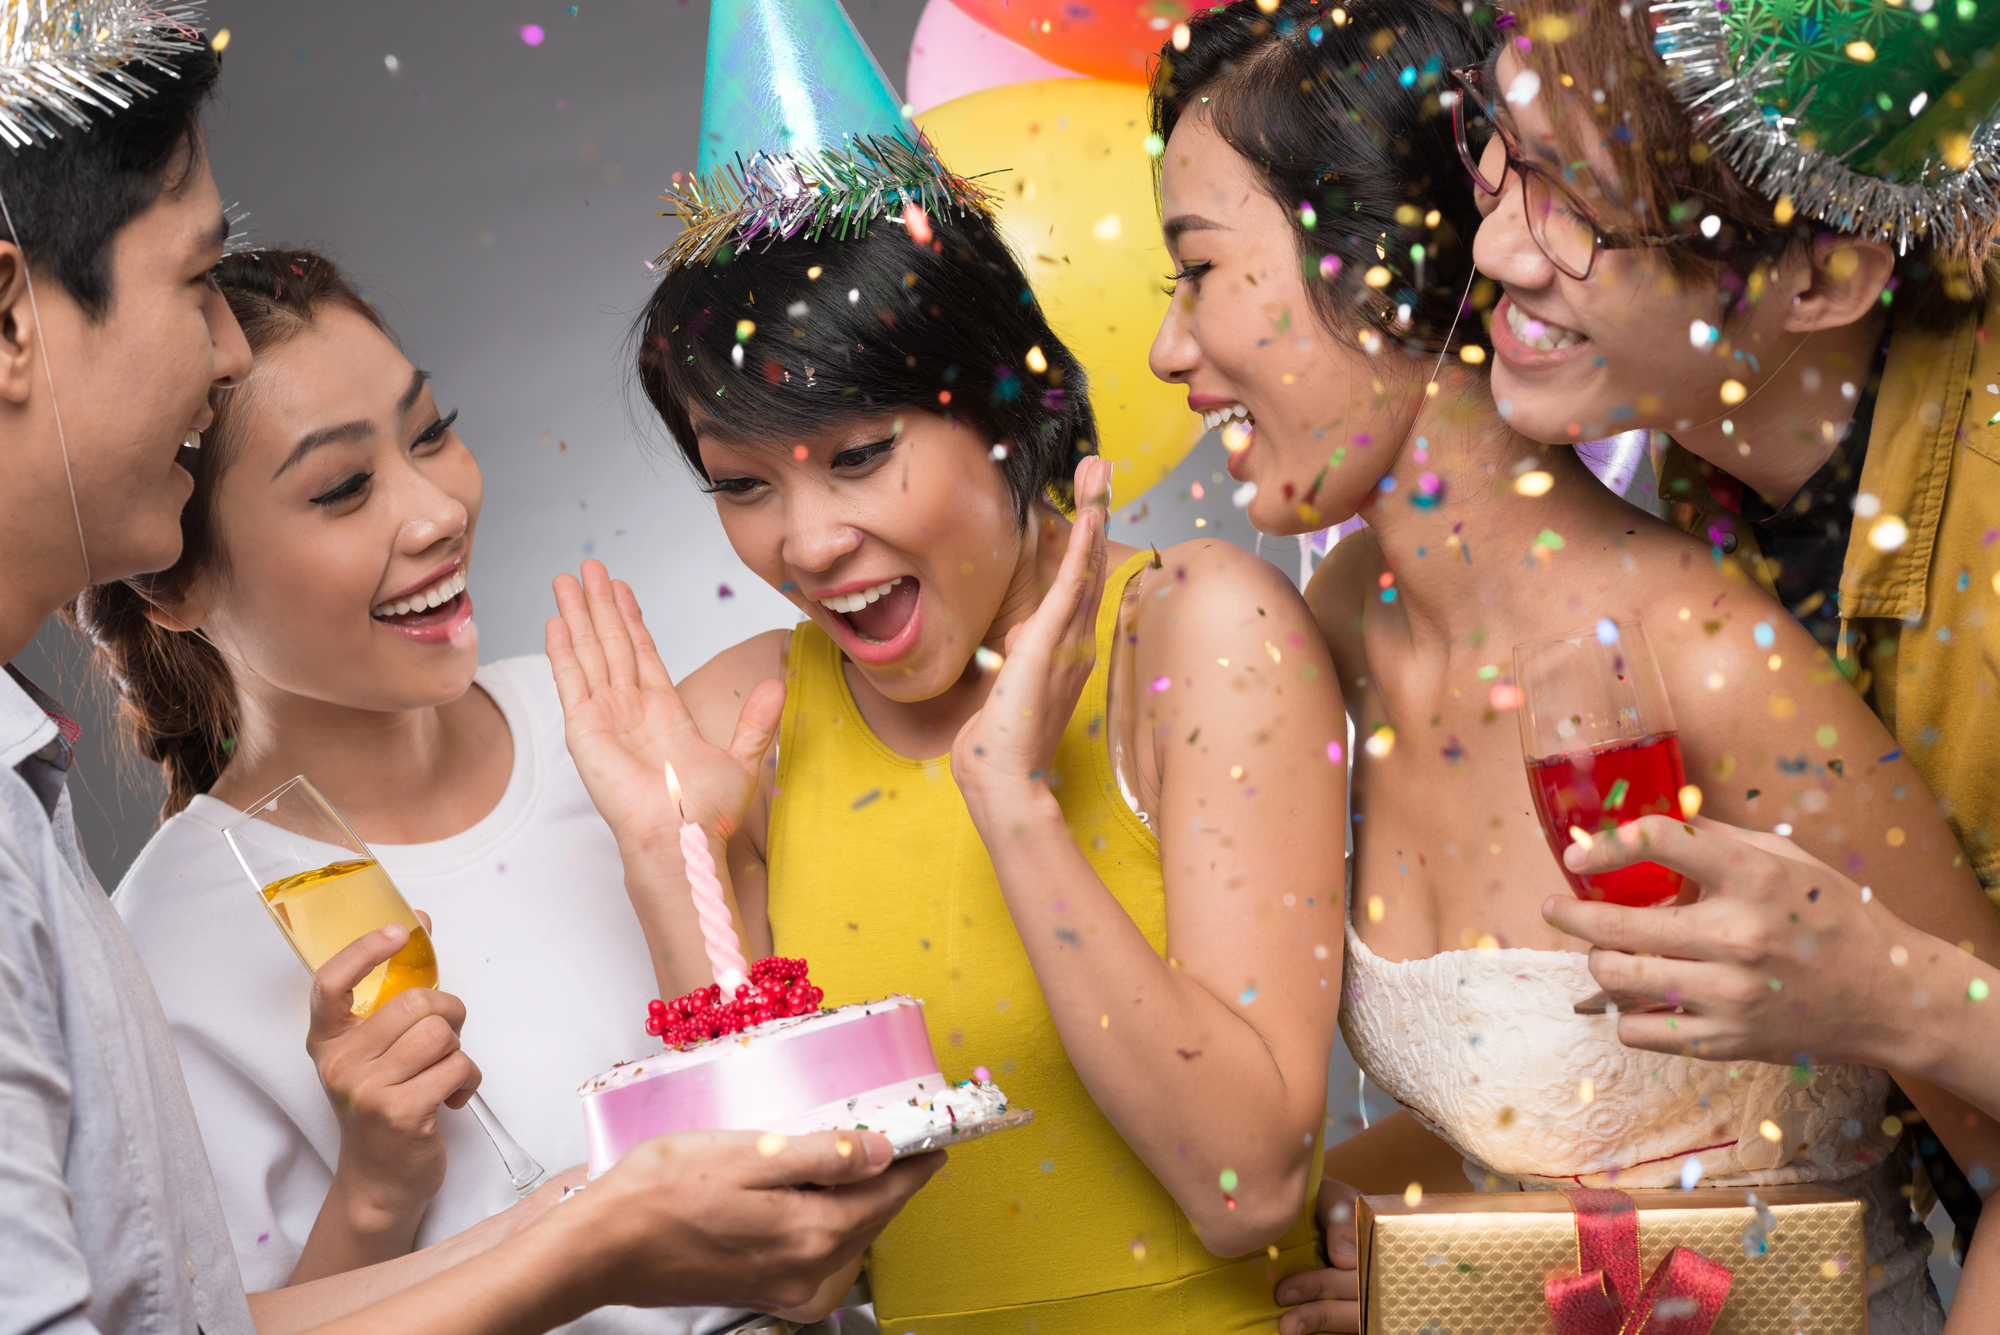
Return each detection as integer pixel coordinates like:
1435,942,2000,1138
1448,0,2000,1311
1144,1,2000,1331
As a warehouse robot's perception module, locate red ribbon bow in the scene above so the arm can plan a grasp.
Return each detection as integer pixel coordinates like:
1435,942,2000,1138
1543,1188,1733,1335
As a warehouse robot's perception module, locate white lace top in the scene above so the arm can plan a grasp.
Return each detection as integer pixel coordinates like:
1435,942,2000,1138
1339,919,1944,1333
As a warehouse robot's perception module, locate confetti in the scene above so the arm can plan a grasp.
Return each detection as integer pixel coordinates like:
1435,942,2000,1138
520,23,546,45
1595,618,1619,645
1364,726,1395,758
1578,1079,1595,1104
975,646,1004,671
1971,979,1991,1001
1326,741,1344,764
717,583,734,599
1403,1182,1424,1206
1753,621,1775,649
1366,895,1385,923
1678,784,1702,818
1886,827,1905,847
1219,1168,1240,1191
757,1132,788,1156
1514,470,1553,497
1264,640,1283,664
1679,1156,1704,1189
1489,683,1524,710
1758,1119,1783,1143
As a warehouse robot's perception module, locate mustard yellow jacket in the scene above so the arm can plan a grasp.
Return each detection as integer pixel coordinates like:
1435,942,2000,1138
1660,282,2000,904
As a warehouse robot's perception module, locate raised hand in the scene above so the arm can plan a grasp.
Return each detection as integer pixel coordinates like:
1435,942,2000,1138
295,918,479,1281
547,560,783,854
950,456,1112,810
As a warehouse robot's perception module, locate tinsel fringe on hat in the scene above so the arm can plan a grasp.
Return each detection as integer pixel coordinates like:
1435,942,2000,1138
1652,0,2000,259
0,1,208,151
653,129,996,274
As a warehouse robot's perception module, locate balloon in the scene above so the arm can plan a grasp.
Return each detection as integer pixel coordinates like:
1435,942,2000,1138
907,0,1084,115
945,0,1193,85
921,79,1202,500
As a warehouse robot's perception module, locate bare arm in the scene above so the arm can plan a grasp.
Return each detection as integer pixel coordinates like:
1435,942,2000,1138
254,1129,938,1335
951,461,1346,1255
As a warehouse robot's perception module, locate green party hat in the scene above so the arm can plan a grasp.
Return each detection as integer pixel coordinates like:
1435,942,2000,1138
0,0,208,150
1652,0,2000,254
656,0,993,273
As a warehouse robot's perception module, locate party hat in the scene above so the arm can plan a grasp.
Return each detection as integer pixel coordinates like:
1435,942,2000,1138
0,1,208,151
655,0,993,273
1652,0,2000,256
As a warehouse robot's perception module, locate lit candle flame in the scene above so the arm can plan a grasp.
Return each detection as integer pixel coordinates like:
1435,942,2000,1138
663,759,685,813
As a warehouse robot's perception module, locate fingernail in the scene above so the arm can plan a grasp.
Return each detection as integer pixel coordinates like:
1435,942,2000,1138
864,1133,891,1167
1563,843,1588,870
1333,1241,1356,1264
1541,895,1557,918
384,922,408,943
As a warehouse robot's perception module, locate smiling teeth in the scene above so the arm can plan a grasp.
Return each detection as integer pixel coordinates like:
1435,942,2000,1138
819,577,903,614
373,568,465,619
1505,300,1584,352
1201,403,1254,433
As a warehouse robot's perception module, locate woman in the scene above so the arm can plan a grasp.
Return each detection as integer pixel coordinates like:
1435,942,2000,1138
1143,2,2000,1331
543,97,1347,1335
85,248,757,1333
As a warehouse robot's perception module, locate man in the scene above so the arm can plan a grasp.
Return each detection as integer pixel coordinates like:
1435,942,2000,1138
0,10,936,1335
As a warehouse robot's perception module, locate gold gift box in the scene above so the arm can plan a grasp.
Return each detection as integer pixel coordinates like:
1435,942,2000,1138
1356,1185,1868,1334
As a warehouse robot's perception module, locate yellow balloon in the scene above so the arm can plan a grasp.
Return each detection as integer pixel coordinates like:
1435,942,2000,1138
920,79,1202,501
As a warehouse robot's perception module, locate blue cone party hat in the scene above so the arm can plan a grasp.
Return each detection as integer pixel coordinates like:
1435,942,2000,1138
656,0,993,273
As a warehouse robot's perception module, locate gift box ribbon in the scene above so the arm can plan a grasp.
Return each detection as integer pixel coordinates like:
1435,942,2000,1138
1543,1188,1733,1335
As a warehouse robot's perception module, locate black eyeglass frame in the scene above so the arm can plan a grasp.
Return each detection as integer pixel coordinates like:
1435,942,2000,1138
1445,63,1774,281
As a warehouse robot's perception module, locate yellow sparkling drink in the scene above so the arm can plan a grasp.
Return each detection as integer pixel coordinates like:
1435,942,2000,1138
261,859,437,1015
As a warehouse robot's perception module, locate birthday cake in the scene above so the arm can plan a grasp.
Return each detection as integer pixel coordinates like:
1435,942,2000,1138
579,957,1027,1176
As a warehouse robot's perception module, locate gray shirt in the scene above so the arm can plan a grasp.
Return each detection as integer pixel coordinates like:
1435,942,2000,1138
0,666,252,1335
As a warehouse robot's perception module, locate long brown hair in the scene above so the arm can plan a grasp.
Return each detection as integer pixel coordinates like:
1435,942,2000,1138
70,248,389,818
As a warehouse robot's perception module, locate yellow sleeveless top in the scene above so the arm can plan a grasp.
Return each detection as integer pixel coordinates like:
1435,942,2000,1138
766,552,1321,1333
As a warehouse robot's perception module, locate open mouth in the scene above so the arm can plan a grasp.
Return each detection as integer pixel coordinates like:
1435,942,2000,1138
1501,297,1585,353
372,567,467,626
819,576,920,647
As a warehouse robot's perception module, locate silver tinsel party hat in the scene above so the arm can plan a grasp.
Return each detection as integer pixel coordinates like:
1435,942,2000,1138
1652,0,2000,256
0,0,208,151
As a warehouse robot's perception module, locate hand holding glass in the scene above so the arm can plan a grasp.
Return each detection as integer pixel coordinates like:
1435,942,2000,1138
221,776,546,1194
1513,621,1690,1014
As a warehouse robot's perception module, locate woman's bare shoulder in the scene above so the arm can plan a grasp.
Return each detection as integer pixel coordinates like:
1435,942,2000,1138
678,628,793,747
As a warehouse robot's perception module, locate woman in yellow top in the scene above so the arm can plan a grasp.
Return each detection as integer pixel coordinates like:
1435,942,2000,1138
541,166,1346,1333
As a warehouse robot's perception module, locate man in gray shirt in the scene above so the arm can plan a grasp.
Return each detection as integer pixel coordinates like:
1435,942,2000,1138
0,9,938,1335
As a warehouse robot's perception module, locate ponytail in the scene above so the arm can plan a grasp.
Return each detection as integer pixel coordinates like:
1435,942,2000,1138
68,583,238,818
69,247,387,821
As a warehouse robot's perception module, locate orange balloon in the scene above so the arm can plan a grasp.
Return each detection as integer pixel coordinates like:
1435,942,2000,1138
946,0,1191,84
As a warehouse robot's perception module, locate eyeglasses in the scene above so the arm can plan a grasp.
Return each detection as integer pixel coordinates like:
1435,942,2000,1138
1446,64,1772,281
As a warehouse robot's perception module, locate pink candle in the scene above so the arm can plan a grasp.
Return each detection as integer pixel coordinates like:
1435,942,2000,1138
664,761,748,992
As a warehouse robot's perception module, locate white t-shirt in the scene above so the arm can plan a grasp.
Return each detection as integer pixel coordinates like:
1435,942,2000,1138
115,656,744,1335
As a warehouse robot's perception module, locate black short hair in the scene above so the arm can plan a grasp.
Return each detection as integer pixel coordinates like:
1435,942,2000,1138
0,43,222,320
1152,0,1494,355
635,204,1096,522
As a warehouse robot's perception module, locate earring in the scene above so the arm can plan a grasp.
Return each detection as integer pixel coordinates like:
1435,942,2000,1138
183,429,201,450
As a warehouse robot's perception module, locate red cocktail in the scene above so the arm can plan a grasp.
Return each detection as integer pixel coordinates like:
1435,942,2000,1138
1526,731,1688,906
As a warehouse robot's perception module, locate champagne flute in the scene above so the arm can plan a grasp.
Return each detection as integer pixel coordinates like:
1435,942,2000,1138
1513,620,1689,1014
220,775,546,1195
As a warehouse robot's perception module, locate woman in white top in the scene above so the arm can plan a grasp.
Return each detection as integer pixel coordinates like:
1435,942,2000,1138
79,247,755,1334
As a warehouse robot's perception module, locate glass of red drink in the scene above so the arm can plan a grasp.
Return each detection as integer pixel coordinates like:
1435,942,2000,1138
1514,619,1688,909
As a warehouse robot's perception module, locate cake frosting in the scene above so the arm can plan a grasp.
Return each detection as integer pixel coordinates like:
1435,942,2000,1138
580,960,1024,1175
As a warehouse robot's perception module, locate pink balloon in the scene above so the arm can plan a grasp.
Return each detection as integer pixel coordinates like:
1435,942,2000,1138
905,0,1083,115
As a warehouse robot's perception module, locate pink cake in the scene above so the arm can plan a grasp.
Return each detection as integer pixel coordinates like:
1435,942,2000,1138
579,962,1024,1176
